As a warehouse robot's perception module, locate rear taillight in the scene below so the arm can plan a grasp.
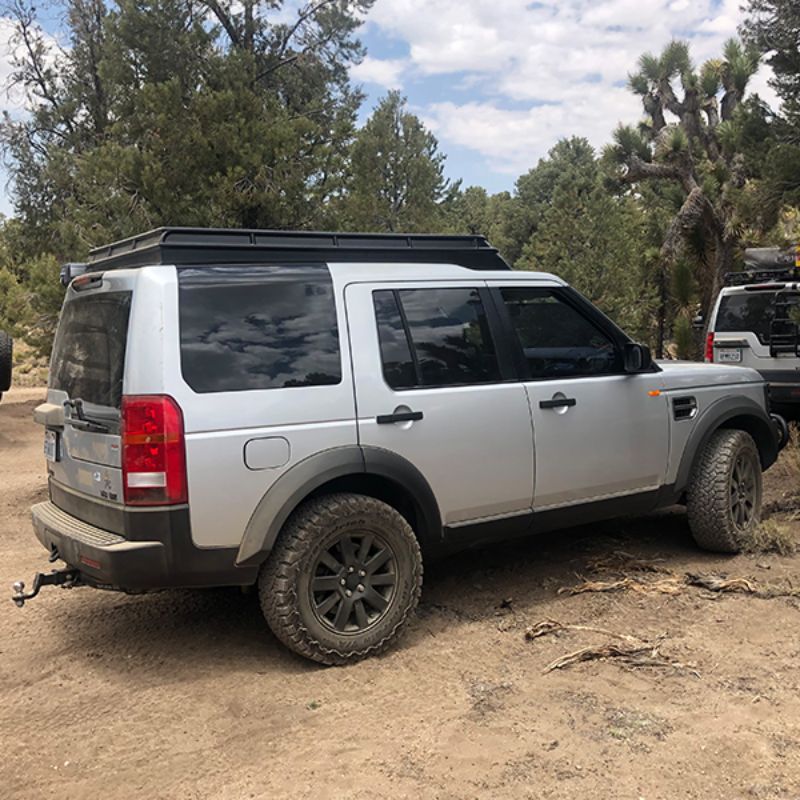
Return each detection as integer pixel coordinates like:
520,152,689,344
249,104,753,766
704,332,714,362
121,395,187,506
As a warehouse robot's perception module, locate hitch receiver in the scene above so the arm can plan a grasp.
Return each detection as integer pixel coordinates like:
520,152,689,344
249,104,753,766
11,568,82,607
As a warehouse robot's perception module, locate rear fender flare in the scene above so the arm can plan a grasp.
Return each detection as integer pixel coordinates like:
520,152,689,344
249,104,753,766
236,446,441,567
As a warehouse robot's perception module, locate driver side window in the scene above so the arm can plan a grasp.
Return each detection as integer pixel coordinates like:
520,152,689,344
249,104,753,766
500,287,622,379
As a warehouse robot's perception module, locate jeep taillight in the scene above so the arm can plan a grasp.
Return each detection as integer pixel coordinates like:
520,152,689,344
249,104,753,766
121,395,187,506
704,332,714,362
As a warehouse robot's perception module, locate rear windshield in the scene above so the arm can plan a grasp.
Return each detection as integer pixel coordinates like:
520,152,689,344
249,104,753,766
49,291,132,409
178,265,341,393
716,290,800,344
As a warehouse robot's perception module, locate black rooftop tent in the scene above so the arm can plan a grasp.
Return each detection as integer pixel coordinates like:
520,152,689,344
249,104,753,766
85,227,512,272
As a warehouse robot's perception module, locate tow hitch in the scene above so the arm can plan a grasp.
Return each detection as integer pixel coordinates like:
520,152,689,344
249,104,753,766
11,567,82,607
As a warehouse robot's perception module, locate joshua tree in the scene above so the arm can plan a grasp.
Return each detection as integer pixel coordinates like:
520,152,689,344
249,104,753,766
606,39,760,320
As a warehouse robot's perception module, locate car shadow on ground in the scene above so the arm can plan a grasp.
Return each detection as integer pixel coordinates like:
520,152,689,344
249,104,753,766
39,504,739,678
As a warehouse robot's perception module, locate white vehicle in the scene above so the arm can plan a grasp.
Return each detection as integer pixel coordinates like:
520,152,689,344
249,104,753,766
706,246,800,422
13,228,786,664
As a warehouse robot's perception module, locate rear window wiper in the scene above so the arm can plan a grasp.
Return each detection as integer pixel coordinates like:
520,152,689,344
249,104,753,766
63,398,112,434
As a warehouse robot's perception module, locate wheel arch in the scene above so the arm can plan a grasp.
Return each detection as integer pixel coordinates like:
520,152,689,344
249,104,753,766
675,395,778,495
236,446,442,567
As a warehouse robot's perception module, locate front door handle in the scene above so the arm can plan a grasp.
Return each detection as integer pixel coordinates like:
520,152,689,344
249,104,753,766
376,410,424,424
539,397,577,410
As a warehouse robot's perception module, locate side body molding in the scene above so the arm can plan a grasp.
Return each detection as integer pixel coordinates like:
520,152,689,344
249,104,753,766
673,394,778,497
235,445,442,567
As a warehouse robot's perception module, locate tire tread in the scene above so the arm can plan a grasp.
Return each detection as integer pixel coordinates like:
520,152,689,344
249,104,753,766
259,493,422,665
686,428,762,553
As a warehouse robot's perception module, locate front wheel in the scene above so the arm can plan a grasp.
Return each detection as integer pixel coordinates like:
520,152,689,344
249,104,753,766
259,493,423,665
686,429,763,553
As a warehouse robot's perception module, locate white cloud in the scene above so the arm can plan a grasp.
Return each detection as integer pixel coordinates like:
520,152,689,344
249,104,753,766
360,0,780,182
351,55,408,90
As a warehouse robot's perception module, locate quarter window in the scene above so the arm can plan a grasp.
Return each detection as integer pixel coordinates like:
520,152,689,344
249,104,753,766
500,288,621,379
178,265,341,393
373,288,500,389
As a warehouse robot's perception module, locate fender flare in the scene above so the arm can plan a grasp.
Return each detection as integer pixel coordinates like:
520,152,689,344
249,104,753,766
674,394,779,495
235,445,441,567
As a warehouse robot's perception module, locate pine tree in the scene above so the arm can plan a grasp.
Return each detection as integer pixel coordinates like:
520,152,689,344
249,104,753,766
342,91,454,232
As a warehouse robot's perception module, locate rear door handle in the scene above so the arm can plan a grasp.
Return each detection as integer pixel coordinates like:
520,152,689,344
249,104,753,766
539,397,577,409
376,410,424,424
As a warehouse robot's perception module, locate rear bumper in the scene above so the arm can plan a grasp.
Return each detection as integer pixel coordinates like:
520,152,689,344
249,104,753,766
32,501,169,590
759,370,800,407
31,492,258,591
768,383,800,407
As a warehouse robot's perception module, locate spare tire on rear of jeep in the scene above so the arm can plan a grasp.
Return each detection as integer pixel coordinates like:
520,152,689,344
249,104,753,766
0,330,12,400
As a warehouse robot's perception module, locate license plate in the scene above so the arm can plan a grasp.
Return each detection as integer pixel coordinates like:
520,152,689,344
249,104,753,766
716,348,742,363
44,430,60,463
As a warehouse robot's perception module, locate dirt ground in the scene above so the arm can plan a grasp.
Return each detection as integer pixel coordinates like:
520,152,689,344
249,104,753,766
2,386,800,800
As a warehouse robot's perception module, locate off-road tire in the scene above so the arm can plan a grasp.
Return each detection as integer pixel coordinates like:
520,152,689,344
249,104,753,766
0,331,12,394
686,429,762,553
259,493,423,665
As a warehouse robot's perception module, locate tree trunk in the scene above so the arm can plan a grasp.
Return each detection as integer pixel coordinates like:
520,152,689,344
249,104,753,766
706,234,735,317
656,258,667,358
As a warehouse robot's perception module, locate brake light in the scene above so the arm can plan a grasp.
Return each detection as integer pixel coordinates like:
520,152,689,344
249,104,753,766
121,395,187,506
704,332,714,362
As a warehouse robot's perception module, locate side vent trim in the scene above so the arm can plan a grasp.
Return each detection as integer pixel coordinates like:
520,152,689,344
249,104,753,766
672,396,698,421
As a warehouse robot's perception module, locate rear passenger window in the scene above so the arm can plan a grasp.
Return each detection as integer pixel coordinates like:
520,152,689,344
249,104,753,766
373,288,500,389
178,265,341,393
500,287,621,379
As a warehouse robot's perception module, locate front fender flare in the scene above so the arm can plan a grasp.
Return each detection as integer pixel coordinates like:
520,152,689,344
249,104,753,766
674,394,778,495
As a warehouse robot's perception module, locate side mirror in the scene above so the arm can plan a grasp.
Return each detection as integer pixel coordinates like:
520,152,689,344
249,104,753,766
692,313,705,330
60,262,89,288
623,342,652,373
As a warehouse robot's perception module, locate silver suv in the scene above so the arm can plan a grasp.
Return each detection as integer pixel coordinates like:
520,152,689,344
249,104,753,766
706,246,800,422
14,228,786,665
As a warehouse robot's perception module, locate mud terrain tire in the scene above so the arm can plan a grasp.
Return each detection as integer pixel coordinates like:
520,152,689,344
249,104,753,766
687,429,762,553
259,493,423,665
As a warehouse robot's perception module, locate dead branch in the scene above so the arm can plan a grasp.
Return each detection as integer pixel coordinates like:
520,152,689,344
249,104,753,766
586,551,670,574
525,619,642,643
558,576,683,596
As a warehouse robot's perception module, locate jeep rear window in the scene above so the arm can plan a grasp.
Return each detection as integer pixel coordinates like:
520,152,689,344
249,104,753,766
49,291,132,409
716,291,800,344
178,265,341,393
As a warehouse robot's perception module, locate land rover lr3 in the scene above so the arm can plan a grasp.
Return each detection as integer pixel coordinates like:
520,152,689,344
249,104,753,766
12,228,786,665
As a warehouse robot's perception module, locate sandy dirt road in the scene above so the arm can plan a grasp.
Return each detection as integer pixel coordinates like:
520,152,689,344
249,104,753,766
2,386,800,799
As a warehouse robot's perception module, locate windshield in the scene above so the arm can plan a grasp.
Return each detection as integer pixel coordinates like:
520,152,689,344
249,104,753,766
716,290,800,345
49,291,132,410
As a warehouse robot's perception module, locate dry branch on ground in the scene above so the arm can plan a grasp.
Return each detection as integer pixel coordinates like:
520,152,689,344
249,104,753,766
559,571,800,600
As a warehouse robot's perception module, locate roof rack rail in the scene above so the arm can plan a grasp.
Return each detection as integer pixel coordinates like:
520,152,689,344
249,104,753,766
723,267,800,287
723,245,800,286
85,227,512,271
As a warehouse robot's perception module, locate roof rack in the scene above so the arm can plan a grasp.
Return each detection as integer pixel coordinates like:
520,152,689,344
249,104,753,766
86,227,511,271
723,267,800,287
723,245,800,286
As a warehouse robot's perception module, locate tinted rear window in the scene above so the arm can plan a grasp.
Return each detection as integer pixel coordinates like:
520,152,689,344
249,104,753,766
49,291,132,409
178,265,341,393
716,291,800,344
373,287,500,389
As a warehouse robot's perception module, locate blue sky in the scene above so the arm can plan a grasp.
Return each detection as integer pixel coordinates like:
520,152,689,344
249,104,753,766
0,0,778,217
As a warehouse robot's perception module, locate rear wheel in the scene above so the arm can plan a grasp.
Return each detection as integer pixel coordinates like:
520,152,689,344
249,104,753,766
259,493,423,665
686,429,762,553
0,331,12,398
